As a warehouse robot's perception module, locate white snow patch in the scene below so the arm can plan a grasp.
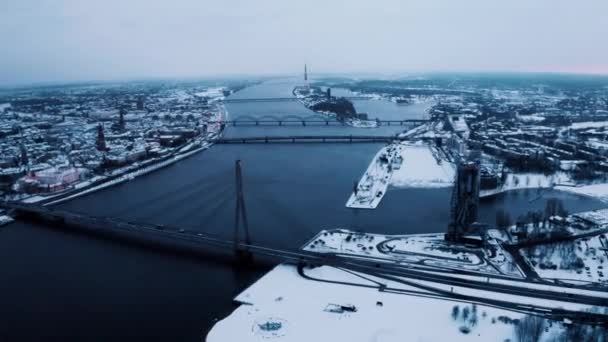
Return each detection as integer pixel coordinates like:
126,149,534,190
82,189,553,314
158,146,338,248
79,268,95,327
195,87,226,98
480,172,573,198
570,121,608,130
391,142,455,188
556,183,608,203
208,264,523,342
0,215,14,226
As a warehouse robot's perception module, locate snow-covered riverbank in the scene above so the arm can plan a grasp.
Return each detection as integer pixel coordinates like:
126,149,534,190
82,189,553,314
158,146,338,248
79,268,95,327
42,141,214,206
556,183,608,203
479,171,608,204
0,214,14,226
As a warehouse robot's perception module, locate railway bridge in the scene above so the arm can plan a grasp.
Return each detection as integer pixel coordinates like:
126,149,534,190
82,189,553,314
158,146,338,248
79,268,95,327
208,114,428,127
215,135,408,144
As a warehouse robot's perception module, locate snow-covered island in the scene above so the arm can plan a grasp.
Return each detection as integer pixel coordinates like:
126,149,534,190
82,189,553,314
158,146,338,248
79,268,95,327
293,85,379,128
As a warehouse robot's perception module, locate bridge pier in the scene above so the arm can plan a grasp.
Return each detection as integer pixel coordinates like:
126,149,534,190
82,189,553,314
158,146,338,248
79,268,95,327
255,121,259,126
265,136,268,143
279,121,282,126
233,160,253,263
325,121,329,126
302,120,306,126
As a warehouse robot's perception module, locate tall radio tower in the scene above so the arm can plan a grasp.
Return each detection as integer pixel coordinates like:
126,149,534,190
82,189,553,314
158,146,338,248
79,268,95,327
304,64,309,89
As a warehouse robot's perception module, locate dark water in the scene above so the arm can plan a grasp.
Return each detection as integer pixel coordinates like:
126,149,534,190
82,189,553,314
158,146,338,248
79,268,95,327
1,78,606,341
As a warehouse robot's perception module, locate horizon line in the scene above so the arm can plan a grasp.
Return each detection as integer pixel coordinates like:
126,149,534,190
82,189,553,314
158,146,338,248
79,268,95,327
2,69,608,90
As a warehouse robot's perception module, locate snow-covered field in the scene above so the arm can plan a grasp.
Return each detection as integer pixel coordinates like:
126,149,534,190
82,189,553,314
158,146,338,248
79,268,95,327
207,264,591,342
390,142,455,188
207,264,532,342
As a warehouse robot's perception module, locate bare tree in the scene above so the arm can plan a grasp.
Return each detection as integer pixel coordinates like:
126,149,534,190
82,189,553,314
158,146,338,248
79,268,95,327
545,198,568,218
514,315,545,342
452,305,460,320
462,306,470,321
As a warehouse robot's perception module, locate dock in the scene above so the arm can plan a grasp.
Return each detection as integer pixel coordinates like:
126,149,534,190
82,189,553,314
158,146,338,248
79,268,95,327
346,144,403,209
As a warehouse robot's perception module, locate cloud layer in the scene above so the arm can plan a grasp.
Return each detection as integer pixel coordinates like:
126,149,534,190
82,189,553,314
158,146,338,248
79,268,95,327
1,0,607,85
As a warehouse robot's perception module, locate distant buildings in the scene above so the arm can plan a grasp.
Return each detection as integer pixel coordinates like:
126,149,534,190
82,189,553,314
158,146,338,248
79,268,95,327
17,166,82,193
0,81,245,199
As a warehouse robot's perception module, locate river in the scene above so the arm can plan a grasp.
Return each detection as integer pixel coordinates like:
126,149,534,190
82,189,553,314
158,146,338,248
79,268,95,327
0,78,606,340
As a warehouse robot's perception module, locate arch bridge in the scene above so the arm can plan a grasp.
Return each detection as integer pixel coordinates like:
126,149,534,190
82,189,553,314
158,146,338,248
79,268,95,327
208,114,428,127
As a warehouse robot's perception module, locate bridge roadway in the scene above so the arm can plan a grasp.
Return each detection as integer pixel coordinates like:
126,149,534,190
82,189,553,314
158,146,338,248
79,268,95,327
222,96,371,103
208,119,428,127
214,135,408,144
3,202,608,325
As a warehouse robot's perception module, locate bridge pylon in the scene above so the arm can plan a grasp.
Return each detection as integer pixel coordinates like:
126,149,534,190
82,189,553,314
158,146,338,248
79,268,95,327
233,160,253,262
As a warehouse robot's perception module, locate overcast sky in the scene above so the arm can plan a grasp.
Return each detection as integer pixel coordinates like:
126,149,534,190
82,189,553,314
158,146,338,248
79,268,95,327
1,0,607,85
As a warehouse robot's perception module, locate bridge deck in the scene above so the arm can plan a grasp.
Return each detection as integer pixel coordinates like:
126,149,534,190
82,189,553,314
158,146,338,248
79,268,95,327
216,135,407,144
3,202,608,325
